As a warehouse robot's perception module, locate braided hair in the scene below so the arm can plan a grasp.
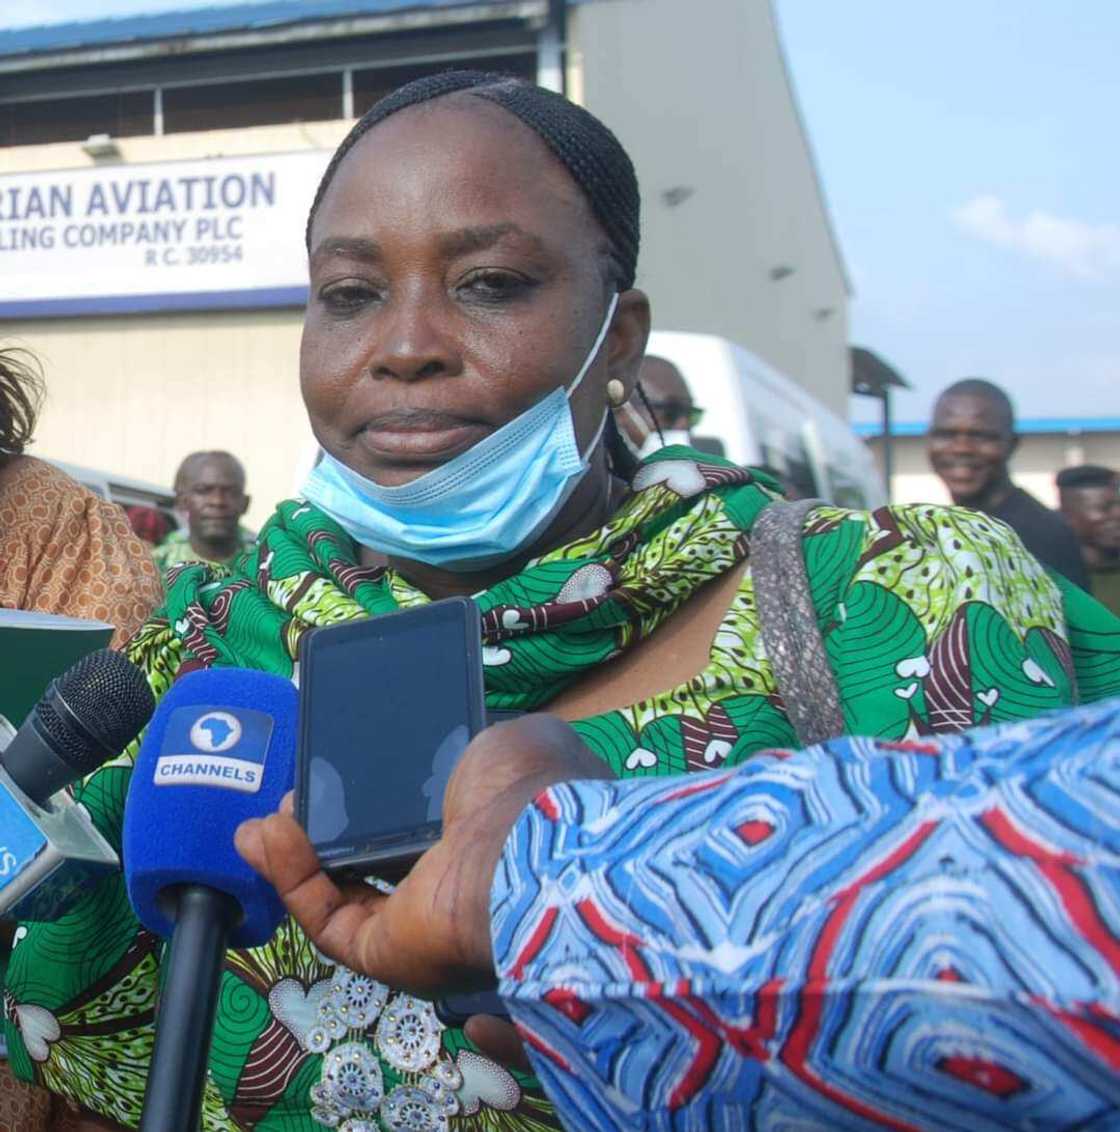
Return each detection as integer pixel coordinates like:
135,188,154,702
306,70,645,480
305,70,640,290
0,347,43,462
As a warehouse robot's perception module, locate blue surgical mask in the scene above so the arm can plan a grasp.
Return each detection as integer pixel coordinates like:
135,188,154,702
302,293,619,572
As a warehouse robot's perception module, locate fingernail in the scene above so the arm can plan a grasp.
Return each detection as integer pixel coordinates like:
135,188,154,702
234,818,259,850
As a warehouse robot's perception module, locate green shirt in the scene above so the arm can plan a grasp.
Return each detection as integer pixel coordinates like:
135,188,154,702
150,526,255,575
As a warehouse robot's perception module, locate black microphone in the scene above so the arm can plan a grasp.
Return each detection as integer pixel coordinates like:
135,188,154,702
3,648,155,804
0,649,155,920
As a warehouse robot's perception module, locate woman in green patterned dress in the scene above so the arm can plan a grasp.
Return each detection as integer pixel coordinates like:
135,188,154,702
5,72,1119,1132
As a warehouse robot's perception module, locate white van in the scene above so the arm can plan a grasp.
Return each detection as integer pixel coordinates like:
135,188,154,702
646,331,886,509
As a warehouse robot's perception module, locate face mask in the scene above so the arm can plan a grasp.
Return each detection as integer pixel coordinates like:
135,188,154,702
302,294,619,572
638,429,692,458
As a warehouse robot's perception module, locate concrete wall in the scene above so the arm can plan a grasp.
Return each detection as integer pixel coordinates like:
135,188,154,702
869,432,1120,510
569,0,850,414
0,121,350,176
7,307,314,530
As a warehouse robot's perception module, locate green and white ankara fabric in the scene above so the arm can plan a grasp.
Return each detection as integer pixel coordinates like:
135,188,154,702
4,445,1118,1130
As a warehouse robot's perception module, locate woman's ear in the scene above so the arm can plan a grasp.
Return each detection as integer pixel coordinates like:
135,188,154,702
606,289,651,400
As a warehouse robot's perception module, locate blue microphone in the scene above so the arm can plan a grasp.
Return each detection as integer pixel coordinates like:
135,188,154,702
123,667,297,1132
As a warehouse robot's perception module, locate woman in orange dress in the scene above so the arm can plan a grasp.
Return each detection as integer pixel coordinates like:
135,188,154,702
0,347,163,1131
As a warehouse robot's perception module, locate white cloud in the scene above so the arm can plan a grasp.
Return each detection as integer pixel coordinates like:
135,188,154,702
952,195,1120,280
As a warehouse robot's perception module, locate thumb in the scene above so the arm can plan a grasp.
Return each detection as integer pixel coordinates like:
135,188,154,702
464,1015,531,1072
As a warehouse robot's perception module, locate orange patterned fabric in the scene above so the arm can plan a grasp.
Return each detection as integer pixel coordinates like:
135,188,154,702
0,457,162,648
0,1061,107,1131
0,1060,50,1131
1,456,161,1130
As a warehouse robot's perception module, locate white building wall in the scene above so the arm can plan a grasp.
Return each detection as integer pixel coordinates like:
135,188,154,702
569,0,850,414
6,307,313,531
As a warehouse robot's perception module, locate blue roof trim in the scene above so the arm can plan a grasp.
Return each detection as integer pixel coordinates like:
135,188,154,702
0,286,307,318
855,418,1120,438
0,0,490,59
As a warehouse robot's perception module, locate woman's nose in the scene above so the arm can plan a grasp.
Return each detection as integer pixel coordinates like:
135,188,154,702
367,294,462,383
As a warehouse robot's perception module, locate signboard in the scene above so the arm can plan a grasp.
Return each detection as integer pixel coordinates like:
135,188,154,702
0,150,332,317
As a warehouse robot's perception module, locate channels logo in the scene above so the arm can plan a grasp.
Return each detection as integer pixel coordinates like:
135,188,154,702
190,711,242,753
155,705,272,794
155,754,262,793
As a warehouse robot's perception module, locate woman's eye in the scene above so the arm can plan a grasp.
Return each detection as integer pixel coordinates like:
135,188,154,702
456,271,532,302
319,283,381,313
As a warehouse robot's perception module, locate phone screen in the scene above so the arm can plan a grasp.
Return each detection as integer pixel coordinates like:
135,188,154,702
297,598,484,872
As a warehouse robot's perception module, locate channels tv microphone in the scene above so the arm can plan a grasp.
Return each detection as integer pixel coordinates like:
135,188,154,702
0,649,155,920
123,667,297,1132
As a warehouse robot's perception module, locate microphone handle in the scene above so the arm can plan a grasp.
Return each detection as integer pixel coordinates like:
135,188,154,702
141,885,241,1132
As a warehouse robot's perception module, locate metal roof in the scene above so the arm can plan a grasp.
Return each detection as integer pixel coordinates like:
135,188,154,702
850,346,910,399
0,0,496,60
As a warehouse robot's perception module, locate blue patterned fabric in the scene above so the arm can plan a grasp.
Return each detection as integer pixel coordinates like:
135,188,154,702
490,700,1120,1131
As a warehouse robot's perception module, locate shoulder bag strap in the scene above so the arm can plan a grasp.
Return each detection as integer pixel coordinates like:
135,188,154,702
751,498,846,746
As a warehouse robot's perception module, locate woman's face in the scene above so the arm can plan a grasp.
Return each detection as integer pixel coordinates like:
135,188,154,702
302,97,641,488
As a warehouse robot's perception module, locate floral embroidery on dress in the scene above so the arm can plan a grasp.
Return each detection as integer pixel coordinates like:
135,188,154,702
304,962,508,1131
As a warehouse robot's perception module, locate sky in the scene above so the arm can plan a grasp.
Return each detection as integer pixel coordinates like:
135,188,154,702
775,1,1120,425
0,0,221,24
2,1,1118,427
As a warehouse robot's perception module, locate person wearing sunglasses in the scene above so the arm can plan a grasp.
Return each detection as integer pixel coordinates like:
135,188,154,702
619,354,702,456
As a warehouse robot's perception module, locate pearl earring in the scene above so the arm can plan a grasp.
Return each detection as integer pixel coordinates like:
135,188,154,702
606,379,627,407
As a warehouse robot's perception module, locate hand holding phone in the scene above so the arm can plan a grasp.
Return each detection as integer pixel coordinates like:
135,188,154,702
289,603,614,1030
243,713,613,1034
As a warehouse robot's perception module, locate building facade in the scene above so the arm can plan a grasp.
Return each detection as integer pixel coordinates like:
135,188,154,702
0,0,849,525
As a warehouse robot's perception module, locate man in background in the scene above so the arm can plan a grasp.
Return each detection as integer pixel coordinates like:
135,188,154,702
927,378,1088,588
153,450,254,575
1057,464,1120,614
618,355,703,457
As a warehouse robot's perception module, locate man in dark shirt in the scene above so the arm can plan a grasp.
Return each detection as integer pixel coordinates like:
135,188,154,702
927,378,1089,589
1058,464,1120,614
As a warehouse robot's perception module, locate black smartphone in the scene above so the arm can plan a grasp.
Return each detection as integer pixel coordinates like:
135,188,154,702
296,596,486,882
433,987,508,1028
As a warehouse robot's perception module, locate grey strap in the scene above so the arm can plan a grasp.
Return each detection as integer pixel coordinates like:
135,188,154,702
751,499,846,746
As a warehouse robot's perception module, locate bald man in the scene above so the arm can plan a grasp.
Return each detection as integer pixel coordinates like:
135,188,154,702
927,379,1087,588
152,450,254,576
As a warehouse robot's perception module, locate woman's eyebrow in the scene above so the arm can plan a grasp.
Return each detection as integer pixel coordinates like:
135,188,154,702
438,223,546,258
309,236,381,266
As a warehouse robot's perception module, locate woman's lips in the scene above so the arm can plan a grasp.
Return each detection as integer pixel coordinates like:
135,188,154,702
357,410,489,462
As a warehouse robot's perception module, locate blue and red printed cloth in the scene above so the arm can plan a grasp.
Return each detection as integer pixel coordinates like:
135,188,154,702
491,699,1120,1131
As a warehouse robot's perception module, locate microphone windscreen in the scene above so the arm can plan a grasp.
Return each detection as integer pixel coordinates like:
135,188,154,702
51,649,156,773
123,667,297,948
